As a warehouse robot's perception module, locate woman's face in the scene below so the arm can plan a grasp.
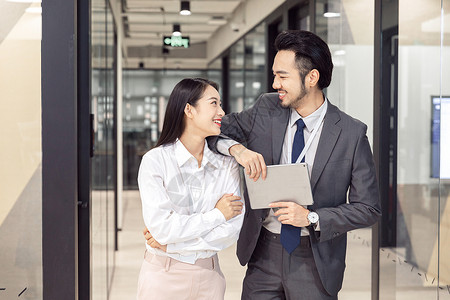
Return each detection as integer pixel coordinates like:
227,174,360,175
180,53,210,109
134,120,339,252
188,85,224,137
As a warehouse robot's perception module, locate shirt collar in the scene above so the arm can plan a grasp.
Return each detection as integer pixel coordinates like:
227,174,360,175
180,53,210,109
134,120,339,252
289,98,328,132
174,139,219,169
202,143,219,169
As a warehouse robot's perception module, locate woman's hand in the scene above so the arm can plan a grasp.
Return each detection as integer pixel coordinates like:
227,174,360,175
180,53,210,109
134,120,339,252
215,193,243,221
143,227,167,252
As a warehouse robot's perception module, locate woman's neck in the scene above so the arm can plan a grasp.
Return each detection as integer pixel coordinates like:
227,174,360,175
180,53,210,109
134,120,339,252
179,131,205,168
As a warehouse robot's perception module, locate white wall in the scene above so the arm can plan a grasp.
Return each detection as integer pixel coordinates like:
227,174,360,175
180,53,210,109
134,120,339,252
0,5,41,227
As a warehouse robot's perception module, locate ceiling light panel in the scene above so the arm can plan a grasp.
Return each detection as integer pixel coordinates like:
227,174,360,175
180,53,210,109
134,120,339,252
129,32,210,39
125,0,240,14
128,23,218,33
187,1,240,14
127,15,211,25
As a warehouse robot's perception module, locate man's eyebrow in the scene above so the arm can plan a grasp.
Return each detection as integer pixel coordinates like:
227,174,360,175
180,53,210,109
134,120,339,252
273,70,289,75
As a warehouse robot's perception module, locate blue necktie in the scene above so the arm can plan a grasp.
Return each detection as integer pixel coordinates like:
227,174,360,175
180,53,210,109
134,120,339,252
281,119,305,254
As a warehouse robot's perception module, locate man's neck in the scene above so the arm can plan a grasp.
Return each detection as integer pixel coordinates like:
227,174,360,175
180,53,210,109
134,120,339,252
295,90,325,117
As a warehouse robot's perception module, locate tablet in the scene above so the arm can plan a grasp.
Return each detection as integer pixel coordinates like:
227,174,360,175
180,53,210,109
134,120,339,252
243,163,313,209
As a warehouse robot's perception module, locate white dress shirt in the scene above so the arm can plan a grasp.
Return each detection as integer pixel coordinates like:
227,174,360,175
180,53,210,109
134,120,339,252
263,99,327,234
138,139,244,264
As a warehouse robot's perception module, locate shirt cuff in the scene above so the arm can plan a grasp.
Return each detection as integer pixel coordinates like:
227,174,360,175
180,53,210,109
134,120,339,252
166,243,177,254
209,207,227,223
165,209,226,254
217,139,240,156
314,220,320,231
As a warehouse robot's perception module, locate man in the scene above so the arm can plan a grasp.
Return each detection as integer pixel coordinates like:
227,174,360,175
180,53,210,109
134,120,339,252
145,30,381,299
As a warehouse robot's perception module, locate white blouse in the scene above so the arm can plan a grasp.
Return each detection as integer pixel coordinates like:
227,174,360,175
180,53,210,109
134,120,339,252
138,139,244,264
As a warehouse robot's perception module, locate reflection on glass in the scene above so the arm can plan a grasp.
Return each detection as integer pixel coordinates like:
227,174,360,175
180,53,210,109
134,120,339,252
378,0,450,299
122,70,211,190
91,0,116,298
288,1,310,30
0,1,42,299
208,57,222,93
229,40,245,113
244,23,266,108
315,0,374,298
228,23,267,113
439,3,450,298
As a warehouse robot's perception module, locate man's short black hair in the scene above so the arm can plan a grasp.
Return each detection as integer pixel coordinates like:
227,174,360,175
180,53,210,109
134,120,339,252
275,30,333,90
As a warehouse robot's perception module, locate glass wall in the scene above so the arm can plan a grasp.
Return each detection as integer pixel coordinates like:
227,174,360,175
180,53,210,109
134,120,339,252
288,1,310,30
244,23,267,108
0,0,42,298
227,23,267,112
379,1,450,299
315,0,375,297
91,0,116,298
122,69,214,189
229,39,245,113
207,57,223,94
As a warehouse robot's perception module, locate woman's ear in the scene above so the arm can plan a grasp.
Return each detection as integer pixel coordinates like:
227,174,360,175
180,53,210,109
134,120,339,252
184,103,193,119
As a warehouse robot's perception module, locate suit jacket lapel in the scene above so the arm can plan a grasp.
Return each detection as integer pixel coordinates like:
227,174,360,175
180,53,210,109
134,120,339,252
271,107,290,165
310,103,341,191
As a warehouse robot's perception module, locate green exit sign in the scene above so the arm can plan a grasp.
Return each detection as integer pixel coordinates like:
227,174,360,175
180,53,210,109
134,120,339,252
163,36,190,48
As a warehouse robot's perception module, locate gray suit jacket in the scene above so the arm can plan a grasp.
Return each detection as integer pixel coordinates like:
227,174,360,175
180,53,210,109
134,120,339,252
208,92,381,296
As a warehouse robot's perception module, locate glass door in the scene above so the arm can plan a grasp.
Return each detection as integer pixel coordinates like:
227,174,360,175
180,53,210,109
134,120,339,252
91,0,117,298
378,0,450,299
315,0,375,297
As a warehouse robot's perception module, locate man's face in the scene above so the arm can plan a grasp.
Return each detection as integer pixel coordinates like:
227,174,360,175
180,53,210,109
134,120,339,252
272,50,307,109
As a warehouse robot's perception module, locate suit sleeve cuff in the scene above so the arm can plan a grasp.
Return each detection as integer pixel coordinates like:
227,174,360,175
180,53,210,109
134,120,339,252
217,139,240,156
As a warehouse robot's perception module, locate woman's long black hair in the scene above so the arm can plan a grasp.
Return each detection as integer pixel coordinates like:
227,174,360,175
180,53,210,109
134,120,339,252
155,77,219,147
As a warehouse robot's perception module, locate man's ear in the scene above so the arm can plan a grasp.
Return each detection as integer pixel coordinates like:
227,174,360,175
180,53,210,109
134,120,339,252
307,69,320,87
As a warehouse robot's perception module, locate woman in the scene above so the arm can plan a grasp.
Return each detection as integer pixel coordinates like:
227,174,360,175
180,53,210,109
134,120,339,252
137,78,244,300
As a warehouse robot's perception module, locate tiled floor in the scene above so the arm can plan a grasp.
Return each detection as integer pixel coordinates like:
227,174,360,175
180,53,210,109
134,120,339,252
109,191,447,300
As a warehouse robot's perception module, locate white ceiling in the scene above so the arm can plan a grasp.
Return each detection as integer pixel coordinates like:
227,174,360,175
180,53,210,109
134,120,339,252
119,0,243,67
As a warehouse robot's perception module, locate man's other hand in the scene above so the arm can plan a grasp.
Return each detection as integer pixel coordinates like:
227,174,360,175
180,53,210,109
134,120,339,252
269,202,310,227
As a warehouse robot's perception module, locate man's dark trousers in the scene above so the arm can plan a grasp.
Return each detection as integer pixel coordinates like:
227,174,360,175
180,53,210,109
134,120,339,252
242,227,337,300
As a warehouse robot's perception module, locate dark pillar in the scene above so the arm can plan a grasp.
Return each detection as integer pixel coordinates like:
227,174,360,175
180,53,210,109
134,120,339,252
373,0,399,299
42,0,78,299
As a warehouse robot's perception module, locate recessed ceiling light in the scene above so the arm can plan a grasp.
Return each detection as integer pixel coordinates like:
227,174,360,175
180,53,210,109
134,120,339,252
26,7,42,14
7,0,41,2
208,16,227,25
323,3,340,18
324,12,340,18
180,1,191,16
334,50,346,56
172,24,181,36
